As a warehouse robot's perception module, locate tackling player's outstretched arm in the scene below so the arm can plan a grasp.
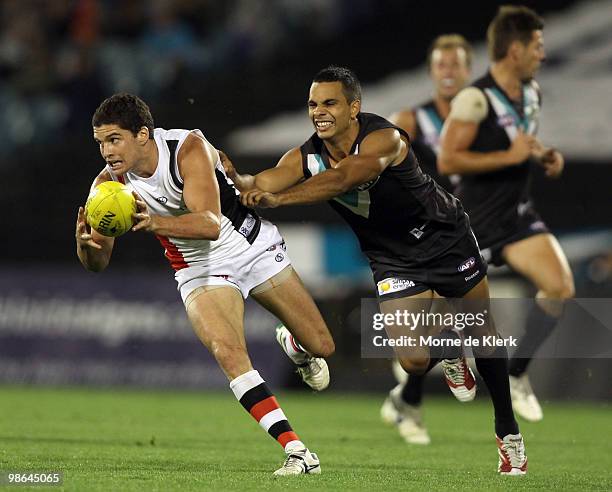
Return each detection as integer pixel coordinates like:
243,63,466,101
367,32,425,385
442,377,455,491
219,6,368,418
438,87,535,175
132,133,221,239
221,148,304,193
241,128,403,208
76,170,115,272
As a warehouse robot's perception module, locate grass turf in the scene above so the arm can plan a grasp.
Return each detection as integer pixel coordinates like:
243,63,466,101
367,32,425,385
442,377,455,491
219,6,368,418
0,386,610,491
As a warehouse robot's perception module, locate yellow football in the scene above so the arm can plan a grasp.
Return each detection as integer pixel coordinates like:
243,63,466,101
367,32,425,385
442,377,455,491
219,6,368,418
86,181,136,237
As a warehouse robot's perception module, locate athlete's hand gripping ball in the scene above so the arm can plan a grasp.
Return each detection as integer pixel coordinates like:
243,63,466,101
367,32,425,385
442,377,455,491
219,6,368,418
76,206,102,250
131,192,155,232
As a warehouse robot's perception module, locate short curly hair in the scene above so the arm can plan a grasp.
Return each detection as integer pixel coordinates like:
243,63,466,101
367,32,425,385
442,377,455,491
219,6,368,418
92,93,154,138
313,66,361,103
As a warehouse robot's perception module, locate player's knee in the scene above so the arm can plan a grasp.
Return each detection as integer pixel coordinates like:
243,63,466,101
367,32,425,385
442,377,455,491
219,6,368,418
317,337,335,358
542,278,575,301
211,342,249,374
398,356,429,375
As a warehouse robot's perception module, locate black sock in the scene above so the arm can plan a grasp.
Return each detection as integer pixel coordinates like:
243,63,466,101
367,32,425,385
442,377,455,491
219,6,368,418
475,345,519,437
425,330,462,373
401,374,425,406
508,303,559,377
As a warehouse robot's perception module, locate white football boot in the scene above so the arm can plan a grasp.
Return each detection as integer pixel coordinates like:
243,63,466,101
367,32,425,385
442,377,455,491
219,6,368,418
380,384,430,445
509,373,543,422
275,324,329,391
442,356,477,402
496,433,528,475
273,448,321,476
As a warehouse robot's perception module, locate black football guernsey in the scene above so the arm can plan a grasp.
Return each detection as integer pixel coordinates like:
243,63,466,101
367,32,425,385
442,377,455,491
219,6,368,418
299,112,468,270
453,72,542,248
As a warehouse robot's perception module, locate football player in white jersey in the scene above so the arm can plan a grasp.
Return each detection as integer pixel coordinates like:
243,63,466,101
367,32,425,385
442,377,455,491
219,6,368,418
75,93,333,476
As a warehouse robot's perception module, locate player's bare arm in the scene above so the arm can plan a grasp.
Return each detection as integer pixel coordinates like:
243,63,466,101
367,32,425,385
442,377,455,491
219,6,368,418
388,109,417,138
132,133,221,239
221,147,304,193
241,128,404,208
438,87,536,174
76,169,115,272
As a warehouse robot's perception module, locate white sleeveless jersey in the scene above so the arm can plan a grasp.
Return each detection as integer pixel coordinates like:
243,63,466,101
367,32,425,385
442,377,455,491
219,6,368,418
107,128,261,271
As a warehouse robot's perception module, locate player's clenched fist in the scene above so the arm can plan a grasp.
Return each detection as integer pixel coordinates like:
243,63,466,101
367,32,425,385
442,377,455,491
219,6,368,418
240,189,280,208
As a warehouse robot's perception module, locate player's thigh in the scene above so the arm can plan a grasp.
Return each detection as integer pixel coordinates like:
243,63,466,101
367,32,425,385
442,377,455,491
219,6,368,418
185,286,250,371
251,266,334,356
502,233,574,299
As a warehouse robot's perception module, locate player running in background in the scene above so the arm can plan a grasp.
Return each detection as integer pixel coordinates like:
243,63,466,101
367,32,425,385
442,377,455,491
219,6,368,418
381,34,473,445
75,93,334,476
439,5,574,422
224,66,528,475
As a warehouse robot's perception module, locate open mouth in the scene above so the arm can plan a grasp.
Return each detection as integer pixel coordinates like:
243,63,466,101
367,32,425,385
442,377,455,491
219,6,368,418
441,78,456,88
107,160,123,170
315,120,334,131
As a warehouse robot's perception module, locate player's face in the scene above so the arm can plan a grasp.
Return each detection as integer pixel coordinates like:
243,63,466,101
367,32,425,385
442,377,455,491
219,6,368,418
518,30,545,80
308,81,359,140
93,124,143,175
430,48,471,100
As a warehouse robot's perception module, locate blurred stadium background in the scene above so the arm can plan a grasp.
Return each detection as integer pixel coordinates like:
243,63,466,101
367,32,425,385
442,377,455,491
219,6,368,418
1,0,611,405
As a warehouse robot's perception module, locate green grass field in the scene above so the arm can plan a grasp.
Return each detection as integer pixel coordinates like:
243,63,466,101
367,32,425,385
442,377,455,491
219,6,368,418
1,386,610,491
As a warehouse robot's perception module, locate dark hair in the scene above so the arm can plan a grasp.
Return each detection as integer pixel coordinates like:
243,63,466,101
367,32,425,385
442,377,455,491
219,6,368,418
92,93,154,138
312,66,362,103
427,34,473,68
487,5,544,61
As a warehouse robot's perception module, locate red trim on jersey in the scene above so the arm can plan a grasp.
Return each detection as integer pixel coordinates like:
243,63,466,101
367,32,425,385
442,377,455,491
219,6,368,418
117,175,125,184
277,431,300,448
155,234,188,271
250,396,280,422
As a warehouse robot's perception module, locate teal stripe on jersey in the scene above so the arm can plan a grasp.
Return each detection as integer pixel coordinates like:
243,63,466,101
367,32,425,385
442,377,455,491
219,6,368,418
424,107,443,133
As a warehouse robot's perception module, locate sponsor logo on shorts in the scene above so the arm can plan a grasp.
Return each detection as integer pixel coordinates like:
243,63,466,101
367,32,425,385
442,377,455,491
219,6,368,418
275,253,285,262
267,241,287,253
457,256,476,272
464,270,480,282
155,196,168,204
377,277,416,296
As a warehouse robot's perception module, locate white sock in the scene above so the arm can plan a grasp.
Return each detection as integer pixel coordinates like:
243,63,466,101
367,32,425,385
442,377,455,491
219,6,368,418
281,329,309,365
284,439,306,453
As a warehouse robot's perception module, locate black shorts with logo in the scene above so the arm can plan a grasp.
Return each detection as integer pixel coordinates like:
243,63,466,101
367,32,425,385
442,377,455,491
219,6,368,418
372,217,488,301
480,205,549,267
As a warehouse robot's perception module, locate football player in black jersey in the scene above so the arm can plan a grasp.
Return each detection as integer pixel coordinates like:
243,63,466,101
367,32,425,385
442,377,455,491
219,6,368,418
380,34,473,446
439,5,574,425
225,66,528,475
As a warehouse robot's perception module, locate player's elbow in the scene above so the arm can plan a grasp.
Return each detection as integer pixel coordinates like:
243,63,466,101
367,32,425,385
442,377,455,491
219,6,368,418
205,213,221,240
327,169,354,195
208,224,221,241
